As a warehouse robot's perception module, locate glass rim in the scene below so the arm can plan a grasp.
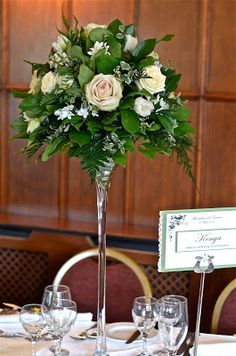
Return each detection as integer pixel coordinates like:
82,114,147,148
160,295,188,303
44,284,70,292
21,303,48,311
133,296,158,305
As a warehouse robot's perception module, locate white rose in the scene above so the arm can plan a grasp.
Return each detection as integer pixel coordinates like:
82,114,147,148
134,97,154,117
85,74,123,112
137,65,166,94
149,51,159,60
124,34,138,53
83,23,107,36
28,70,42,94
52,34,69,52
41,71,57,94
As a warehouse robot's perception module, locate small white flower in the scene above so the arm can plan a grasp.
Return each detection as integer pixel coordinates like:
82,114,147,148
57,75,74,89
155,98,170,112
87,41,110,56
54,104,75,120
76,107,89,119
134,97,154,117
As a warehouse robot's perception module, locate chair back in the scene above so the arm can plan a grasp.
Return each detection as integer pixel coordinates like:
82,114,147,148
211,278,236,335
53,247,152,323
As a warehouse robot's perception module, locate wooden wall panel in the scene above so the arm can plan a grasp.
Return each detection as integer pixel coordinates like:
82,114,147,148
137,0,201,93
129,100,198,226
207,0,236,95
200,101,236,207
8,95,60,217
8,0,64,84
68,159,126,224
72,0,134,25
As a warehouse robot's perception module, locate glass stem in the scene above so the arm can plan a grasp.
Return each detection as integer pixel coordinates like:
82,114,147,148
94,181,109,355
31,337,36,356
141,333,148,354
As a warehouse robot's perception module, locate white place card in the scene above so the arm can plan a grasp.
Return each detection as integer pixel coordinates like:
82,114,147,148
158,207,236,272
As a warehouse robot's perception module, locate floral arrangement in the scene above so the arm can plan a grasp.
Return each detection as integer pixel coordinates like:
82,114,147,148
11,15,195,184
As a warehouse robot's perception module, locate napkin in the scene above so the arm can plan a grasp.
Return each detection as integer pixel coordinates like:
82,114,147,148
0,313,20,323
75,312,93,323
190,342,236,356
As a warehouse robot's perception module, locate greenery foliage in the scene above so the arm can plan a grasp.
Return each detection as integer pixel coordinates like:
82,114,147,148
11,15,195,182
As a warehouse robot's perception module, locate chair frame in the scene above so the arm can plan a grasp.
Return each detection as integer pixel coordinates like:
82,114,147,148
211,278,236,334
53,247,152,296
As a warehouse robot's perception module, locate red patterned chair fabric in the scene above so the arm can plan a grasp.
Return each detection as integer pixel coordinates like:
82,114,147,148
217,288,236,335
212,278,236,335
61,257,145,323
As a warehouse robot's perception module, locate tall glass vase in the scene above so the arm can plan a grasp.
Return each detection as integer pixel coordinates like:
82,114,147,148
93,160,115,356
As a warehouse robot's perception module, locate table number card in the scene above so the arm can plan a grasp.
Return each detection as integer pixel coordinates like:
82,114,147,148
158,207,236,272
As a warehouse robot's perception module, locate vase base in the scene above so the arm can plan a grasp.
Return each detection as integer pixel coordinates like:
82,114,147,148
93,352,110,356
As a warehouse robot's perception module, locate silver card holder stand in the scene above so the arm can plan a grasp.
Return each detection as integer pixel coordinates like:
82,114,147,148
193,254,214,356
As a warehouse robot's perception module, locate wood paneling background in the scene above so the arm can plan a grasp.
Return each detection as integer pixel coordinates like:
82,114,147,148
0,0,236,332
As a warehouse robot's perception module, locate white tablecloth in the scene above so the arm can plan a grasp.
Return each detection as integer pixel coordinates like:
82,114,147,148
1,315,236,356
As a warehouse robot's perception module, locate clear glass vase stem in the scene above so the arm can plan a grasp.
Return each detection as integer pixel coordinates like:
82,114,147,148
93,181,110,356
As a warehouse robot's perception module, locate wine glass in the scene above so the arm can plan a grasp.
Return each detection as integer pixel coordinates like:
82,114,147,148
20,304,48,356
42,285,71,309
157,295,188,356
132,296,158,356
42,285,72,355
47,299,77,356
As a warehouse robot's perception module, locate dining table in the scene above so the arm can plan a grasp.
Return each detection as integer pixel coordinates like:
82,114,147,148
0,312,236,356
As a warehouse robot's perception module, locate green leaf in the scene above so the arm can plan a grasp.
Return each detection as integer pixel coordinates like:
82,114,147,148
107,35,122,58
156,33,174,44
171,107,191,121
147,123,161,131
69,130,91,146
121,109,140,133
41,137,65,161
10,116,28,132
174,122,195,136
124,137,135,153
138,56,155,69
132,39,156,61
78,64,94,88
119,97,135,109
138,143,157,159
112,151,127,166
96,54,120,74
19,95,44,116
107,19,123,36
89,28,112,42
70,45,89,64
87,119,103,134
158,115,177,134
12,89,29,98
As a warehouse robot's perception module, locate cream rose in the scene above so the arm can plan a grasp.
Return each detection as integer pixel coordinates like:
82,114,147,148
52,34,70,52
85,74,123,111
137,65,166,94
124,34,138,53
28,70,42,94
41,71,57,94
134,97,154,117
83,23,107,36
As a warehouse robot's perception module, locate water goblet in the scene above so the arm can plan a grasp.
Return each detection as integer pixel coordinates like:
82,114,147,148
157,295,188,356
20,304,47,356
42,285,71,308
42,285,72,356
132,296,158,356
48,299,77,356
